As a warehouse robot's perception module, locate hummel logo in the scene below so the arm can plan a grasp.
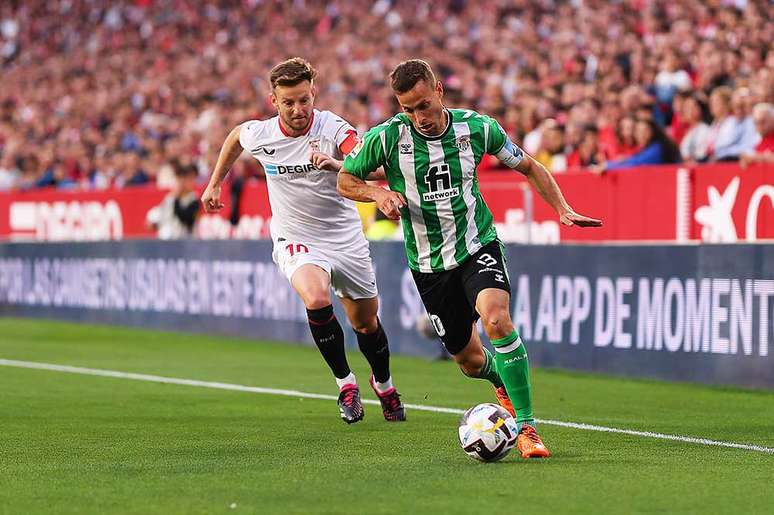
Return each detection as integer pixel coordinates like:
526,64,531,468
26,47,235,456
400,143,412,154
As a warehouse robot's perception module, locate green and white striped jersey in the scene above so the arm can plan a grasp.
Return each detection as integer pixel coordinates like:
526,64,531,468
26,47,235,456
343,108,524,273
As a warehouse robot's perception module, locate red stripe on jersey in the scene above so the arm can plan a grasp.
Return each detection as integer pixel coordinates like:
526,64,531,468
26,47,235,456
339,130,359,155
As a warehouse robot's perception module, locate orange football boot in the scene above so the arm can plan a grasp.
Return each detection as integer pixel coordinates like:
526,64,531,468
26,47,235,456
493,386,516,418
517,424,551,458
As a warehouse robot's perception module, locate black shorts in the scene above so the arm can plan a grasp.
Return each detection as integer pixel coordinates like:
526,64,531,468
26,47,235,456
411,239,511,355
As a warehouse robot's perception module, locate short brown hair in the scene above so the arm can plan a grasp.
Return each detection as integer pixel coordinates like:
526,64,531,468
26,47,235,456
390,59,436,93
269,57,317,90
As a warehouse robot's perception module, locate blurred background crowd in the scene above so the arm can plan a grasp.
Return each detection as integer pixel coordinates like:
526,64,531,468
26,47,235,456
0,0,773,193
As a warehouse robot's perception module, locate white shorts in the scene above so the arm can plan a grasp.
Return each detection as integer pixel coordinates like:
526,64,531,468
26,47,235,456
272,238,378,300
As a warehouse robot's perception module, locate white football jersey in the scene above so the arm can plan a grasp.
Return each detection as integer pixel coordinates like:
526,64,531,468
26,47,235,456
239,110,364,248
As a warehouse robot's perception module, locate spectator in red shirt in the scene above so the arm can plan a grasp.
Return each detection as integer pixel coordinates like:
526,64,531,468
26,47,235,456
669,91,692,144
740,103,774,168
567,125,605,170
608,117,640,160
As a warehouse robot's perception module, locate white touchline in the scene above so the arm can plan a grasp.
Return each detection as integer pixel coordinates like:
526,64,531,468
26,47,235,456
1,358,773,455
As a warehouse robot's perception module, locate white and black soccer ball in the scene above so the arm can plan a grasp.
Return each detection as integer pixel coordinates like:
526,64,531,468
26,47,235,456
458,403,519,462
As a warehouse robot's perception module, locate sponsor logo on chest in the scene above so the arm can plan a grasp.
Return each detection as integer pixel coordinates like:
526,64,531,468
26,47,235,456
423,163,460,202
264,163,320,177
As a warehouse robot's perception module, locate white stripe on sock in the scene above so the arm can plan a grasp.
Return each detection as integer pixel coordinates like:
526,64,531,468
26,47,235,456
493,336,522,354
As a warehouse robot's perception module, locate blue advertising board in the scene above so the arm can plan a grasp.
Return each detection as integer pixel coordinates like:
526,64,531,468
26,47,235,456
1,240,772,388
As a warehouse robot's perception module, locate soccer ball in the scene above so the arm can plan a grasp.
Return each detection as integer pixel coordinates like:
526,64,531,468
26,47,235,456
458,403,519,462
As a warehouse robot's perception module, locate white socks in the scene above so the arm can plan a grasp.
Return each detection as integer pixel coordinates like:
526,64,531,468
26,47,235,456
372,376,394,394
336,372,357,390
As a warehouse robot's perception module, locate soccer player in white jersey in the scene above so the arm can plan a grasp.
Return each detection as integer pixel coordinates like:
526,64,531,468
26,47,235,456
338,60,602,457
200,58,405,424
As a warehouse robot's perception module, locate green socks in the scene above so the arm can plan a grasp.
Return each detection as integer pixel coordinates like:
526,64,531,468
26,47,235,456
477,348,504,388
464,347,504,388
491,329,534,424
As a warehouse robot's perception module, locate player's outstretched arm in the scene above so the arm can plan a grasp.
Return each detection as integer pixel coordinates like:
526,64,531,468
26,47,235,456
337,170,405,220
201,124,244,213
515,155,602,227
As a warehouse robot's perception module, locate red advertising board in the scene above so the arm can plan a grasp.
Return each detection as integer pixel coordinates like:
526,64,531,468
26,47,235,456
690,164,774,242
0,164,771,243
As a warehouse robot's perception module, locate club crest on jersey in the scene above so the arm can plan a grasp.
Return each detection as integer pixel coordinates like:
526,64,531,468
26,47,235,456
455,135,470,152
400,142,413,154
308,138,321,152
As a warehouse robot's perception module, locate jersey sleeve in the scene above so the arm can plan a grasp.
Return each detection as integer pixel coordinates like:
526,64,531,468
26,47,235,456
342,127,387,179
321,111,360,158
483,116,524,169
238,120,263,152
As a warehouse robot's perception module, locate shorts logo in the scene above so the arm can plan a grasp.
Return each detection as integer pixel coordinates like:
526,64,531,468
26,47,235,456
423,164,460,202
495,273,505,283
400,142,413,154
455,135,470,152
476,253,498,267
429,314,446,337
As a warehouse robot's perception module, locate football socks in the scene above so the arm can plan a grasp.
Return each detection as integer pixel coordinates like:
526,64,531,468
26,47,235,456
355,319,391,383
335,372,357,390
307,305,351,380
477,347,505,388
491,329,534,425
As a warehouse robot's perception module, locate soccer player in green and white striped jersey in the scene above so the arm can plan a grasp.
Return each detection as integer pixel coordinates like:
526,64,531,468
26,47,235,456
338,59,601,458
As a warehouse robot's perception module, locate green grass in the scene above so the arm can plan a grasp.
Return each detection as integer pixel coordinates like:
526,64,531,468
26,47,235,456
1,317,773,515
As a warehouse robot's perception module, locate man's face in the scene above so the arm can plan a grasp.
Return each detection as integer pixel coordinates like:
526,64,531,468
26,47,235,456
271,81,315,133
395,80,446,136
753,110,773,137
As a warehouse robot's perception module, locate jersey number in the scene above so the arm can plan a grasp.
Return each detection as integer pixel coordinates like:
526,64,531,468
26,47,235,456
286,244,309,257
476,253,498,267
425,164,452,192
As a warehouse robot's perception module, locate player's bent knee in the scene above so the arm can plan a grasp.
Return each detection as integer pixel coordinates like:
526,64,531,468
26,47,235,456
300,289,332,310
351,316,378,334
480,306,511,328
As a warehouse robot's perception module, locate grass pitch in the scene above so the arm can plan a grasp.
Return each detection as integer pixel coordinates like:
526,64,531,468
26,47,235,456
1,318,773,515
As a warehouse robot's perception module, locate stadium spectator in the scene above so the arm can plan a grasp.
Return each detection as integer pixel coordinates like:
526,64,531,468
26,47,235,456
669,91,692,145
680,95,711,162
567,125,605,170
729,87,762,154
706,86,751,162
146,161,200,239
740,103,774,168
606,117,639,160
605,118,682,171
0,0,771,188
0,152,19,191
534,121,567,173
654,50,692,106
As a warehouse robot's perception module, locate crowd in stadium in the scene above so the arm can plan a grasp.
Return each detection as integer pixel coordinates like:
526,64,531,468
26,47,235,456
0,0,772,192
